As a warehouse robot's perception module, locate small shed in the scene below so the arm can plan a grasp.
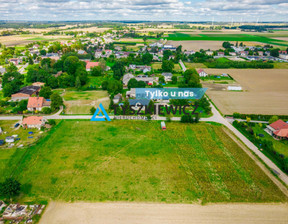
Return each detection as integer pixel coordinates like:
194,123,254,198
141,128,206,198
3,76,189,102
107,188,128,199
161,121,166,130
5,136,14,143
228,86,242,91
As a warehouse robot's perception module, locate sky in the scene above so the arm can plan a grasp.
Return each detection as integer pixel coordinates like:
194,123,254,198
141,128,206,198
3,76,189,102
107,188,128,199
0,0,287,22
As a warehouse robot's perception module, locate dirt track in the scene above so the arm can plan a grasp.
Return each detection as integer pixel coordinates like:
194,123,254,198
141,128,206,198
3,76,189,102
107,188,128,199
40,202,288,224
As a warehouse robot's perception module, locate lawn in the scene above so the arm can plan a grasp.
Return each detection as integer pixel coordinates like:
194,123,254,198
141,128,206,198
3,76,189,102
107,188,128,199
185,62,207,69
63,90,108,101
152,63,182,72
63,90,109,114
273,62,288,69
252,124,288,158
1,120,286,204
167,33,288,47
86,74,114,88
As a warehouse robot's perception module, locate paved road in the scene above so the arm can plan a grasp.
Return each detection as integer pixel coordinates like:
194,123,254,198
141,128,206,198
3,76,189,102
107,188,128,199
179,59,187,72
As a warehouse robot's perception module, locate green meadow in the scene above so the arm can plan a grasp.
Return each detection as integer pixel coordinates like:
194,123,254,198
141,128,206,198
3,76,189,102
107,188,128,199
0,120,286,204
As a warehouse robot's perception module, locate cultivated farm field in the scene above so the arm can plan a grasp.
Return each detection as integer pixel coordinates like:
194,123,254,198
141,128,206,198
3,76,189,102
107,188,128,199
1,120,286,204
166,40,224,51
166,33,288,47
203,69,288,115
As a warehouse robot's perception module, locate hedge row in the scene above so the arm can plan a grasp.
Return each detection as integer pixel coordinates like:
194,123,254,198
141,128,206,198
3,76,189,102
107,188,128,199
232,113,288,121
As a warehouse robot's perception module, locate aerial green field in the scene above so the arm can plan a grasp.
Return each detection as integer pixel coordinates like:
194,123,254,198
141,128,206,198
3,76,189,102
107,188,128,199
152,62,182,71
63,90,109,114
1,120,286,204
63,90,108,101
167,33,288,47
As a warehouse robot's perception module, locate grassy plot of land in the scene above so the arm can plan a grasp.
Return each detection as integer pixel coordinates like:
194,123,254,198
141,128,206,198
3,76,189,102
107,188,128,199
273,62,288,69
251,124,288,158
63,90,108,101
86,74,114,88
63,90,109,114
185,62,207,69
1,120,286,203
152,62,182,72
167,33,288,47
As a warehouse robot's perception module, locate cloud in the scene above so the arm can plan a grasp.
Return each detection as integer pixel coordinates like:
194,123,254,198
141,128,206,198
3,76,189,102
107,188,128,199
0,0,286,21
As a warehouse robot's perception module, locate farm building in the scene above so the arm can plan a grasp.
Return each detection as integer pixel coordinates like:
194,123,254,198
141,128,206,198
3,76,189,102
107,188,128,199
266,120,288,140
27,97,51,112
22,116,46,129
11,85,41,101
197,69,208,77
227,86,242,91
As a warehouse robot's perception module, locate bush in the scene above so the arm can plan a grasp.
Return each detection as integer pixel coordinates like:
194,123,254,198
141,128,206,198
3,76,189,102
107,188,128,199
41,107,52,114
48,119,56,126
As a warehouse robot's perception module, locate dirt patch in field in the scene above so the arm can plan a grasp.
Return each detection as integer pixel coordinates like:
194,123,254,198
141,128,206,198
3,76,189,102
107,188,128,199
203,69,288,115
40,202,288,224
272,37,288,41
166,40,224,51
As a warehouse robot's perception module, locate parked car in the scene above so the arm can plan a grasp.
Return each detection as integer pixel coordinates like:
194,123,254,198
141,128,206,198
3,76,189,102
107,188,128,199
14,123,20,128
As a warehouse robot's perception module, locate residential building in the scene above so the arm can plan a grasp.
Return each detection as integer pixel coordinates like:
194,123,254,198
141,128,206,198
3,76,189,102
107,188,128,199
218,52,225,57
266,119,288,140
197,69,208,77
78,50,87,55
113,93,122,104
0,67,6,75
9,58,20,65
123,73,135,86
135,75,158,85
27,97,51,112
22,116,46,129
162,73,173,82
86,62,99,71
126,88,136,98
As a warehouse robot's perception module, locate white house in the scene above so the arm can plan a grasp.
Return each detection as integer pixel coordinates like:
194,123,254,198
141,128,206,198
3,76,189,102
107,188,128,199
162,73,173,82
197,69,208,77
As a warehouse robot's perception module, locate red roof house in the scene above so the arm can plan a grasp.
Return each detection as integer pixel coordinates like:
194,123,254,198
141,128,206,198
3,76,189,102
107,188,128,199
27,97,51,112
267,119,288,139
22,116,46,129
86,62,99,71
